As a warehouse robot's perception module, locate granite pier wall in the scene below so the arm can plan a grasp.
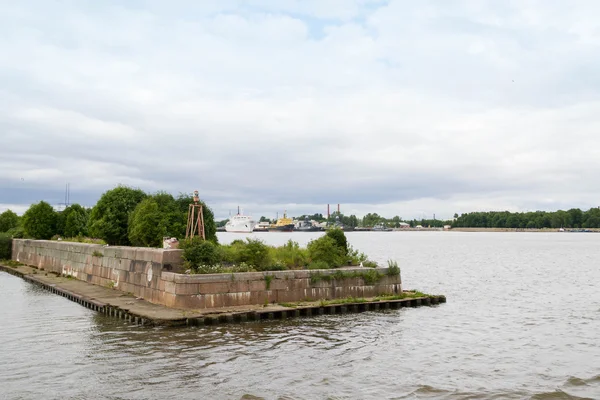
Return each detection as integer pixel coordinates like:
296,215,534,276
12,239,402,309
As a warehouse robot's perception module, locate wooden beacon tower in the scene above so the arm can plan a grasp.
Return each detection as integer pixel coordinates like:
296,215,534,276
186,190,205,240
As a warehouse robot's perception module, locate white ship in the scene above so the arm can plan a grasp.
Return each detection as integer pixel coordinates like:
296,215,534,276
225,208,257,233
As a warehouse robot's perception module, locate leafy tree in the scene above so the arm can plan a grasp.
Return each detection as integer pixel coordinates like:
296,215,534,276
0,210,19,232
58,204,89,237
128,198,164,247
362,213,382,227
22,201,57,239
88,186,147,245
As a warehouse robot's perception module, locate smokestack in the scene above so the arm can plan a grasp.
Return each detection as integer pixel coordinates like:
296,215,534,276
337,204,340,213
327,204,330,219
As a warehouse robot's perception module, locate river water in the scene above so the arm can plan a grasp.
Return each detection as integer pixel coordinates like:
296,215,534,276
1,232,599,400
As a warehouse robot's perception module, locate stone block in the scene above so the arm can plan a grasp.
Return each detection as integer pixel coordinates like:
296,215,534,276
116,248,133,260
267,279,289,291
227,281,250,293
293,270,311,279
161,271,176,282
132,260,148,273
175,283,200,295
174,294,204,309
173,274,198,284
198,282,230,294
191,274,234,284
164,292,177,308
203,293,226,308
162,250,183,265
224,292,252,307
275,289,305,303
133,285,145,299
248,280,266,292
250,291,271,305
289,278,310,290
164,281,176,294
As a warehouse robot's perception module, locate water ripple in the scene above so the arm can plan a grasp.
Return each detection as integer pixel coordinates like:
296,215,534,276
1,233,600,399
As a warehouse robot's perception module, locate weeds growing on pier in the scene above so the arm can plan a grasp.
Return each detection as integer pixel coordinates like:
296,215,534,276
1,260,23,268
386,260,400,276
264,274,274,290
309,269,384,285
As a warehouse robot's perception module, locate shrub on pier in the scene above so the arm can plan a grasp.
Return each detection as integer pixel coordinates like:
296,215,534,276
180,237,221,272
270,239,308,269
325,228,348,255
307,236,346,268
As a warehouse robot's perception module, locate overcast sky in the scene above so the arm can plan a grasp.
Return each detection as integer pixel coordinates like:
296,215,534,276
1,0,600,220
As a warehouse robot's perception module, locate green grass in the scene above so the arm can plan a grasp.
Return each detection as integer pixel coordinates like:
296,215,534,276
92,250,104,257
278,291,437,308
320,297,368,305
1,259,23,268
374,291,431,301
279,302,298,308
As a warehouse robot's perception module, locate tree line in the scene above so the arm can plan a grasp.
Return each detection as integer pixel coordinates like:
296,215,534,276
452,208,600,229
0,186,217,247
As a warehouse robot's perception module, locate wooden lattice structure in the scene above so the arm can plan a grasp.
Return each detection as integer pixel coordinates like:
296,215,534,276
185,190,205,240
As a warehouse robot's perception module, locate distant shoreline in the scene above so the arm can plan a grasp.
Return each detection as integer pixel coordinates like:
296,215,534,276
449,227,600,233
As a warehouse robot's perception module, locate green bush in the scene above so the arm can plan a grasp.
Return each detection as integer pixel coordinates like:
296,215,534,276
325,228,348,255
307,260,330,270
347,244,368,265
6,227,24,238
180,237,221,271
0,233,12,260
307,236,346,268
271,239,308,268
240,238,272,271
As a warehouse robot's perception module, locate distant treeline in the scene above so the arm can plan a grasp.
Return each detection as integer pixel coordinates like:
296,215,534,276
452,208,600,229
0,186,217,247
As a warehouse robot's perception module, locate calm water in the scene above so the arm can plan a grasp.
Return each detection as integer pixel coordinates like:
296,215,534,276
1,232,599,400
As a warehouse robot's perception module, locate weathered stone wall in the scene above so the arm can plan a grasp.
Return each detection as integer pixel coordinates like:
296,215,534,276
11,239,183,305
159,270,402,309
12,239,402,310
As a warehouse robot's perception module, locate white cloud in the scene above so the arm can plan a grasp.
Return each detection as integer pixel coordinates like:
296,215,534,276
1,0,600,220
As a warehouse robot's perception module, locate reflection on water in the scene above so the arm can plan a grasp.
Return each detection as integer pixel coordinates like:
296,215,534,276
1,232,600,399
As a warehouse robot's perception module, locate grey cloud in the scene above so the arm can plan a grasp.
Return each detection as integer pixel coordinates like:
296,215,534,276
2,0,600,219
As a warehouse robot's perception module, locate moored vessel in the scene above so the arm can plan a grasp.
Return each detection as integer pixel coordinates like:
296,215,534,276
270,211,295,232
225,207,257,233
